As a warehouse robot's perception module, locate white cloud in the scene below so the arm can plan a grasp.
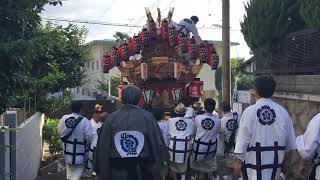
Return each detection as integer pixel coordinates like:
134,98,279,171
41,0,251,58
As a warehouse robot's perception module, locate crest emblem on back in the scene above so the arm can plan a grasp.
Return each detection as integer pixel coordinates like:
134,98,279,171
257,105,276,125
175,120,187,131
65,117,76,128
201,118,215,130
114,131,144,158
226,119,238,131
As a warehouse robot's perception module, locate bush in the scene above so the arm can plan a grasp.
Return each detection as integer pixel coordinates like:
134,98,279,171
300,0,320,29
43,118,63,156
241,0,304,55
237,73,254,90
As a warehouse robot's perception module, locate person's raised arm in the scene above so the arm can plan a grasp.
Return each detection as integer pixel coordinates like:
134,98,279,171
190,24,202,45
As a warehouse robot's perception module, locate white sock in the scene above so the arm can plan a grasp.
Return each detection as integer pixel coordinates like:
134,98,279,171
181,174,186,180
223,175,232,180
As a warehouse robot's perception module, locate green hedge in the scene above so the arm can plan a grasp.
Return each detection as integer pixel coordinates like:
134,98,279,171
43,118,62,155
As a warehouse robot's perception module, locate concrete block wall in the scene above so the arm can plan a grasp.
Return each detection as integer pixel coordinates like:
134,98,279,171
15,112,44,180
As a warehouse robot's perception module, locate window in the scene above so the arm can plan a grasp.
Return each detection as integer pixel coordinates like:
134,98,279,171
76,87,79,94
88,91,91,97
82,88,85,95
96,60,99,70
93,92,97,98
92,61,94,70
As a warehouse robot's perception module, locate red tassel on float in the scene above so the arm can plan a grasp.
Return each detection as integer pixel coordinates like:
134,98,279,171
118,43,129,61
168,26,178,47
178,36,189,53
199,42,208,64
161,20,169,40
131,36,142,54
147,19,157,40
188,37,199,59
110,47,120,66
139,28,151,46
211,54,220,70
101,54,114,73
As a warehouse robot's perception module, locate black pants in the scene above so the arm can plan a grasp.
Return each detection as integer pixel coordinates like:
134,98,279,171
110,158,155,180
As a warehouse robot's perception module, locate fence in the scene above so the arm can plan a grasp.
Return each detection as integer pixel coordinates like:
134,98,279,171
47,100,120,119
255,30,320,75
0,111,44,180
274,75,320,95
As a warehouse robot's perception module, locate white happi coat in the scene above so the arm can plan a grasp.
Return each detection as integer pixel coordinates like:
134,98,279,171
221,112,239,154
168,117,195,163
58,113,93,165
87,119,102,169
192,113,221,162
173,18,202,44
234,98,296,180
158,121,170,146
296,113,320,180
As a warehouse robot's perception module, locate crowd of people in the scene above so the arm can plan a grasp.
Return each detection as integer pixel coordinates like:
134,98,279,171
58,76,320,180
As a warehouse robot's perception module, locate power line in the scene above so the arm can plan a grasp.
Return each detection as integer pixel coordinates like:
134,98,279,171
42,17,143,28
42,17,240,31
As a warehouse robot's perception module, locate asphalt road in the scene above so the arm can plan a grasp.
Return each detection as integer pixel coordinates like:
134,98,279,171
36,170,95,180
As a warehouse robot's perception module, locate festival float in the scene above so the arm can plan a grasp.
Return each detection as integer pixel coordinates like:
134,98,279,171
101,8,219,111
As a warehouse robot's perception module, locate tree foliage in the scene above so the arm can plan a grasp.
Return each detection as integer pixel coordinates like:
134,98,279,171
43,118,63,156
96,76,121,97
300,0,320,29
0,0,90,113
241,0,305,55
113,31,130,44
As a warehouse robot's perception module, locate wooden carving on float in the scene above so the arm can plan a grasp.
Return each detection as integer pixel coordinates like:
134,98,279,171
119,38,203,85
114,7,218,111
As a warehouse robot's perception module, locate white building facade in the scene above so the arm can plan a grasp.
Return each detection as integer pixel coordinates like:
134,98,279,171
71,40,120,100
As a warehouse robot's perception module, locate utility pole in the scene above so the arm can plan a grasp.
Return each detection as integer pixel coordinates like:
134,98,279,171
126,18,134,36
222,0,231,103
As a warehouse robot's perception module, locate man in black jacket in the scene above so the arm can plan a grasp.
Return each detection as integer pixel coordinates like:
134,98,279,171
93,85,169,180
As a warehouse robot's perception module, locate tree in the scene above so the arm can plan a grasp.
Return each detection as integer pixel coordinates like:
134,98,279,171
113,31,130,44
215,58,242,103
241,0,305,55
300,0,320,29
0,0,62,113
96,76,121,97
0,0,90,114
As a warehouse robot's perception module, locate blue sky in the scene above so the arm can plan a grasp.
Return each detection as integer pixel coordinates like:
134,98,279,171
41,0,251,59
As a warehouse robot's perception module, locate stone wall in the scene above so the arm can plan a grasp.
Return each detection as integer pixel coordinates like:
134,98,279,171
272,93,320,179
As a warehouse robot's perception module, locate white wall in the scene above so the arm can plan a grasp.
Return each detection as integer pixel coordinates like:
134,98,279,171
15,113,44,180
71,43,120,100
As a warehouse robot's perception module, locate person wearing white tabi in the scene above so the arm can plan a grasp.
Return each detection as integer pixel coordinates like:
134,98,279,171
58,101,93,180
174,16,202,45
219,101,239,180
296,112,320,180
168,103,195,180
234,76,296,180
93,85,169,180
86,104,107,176
190,98,221,180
